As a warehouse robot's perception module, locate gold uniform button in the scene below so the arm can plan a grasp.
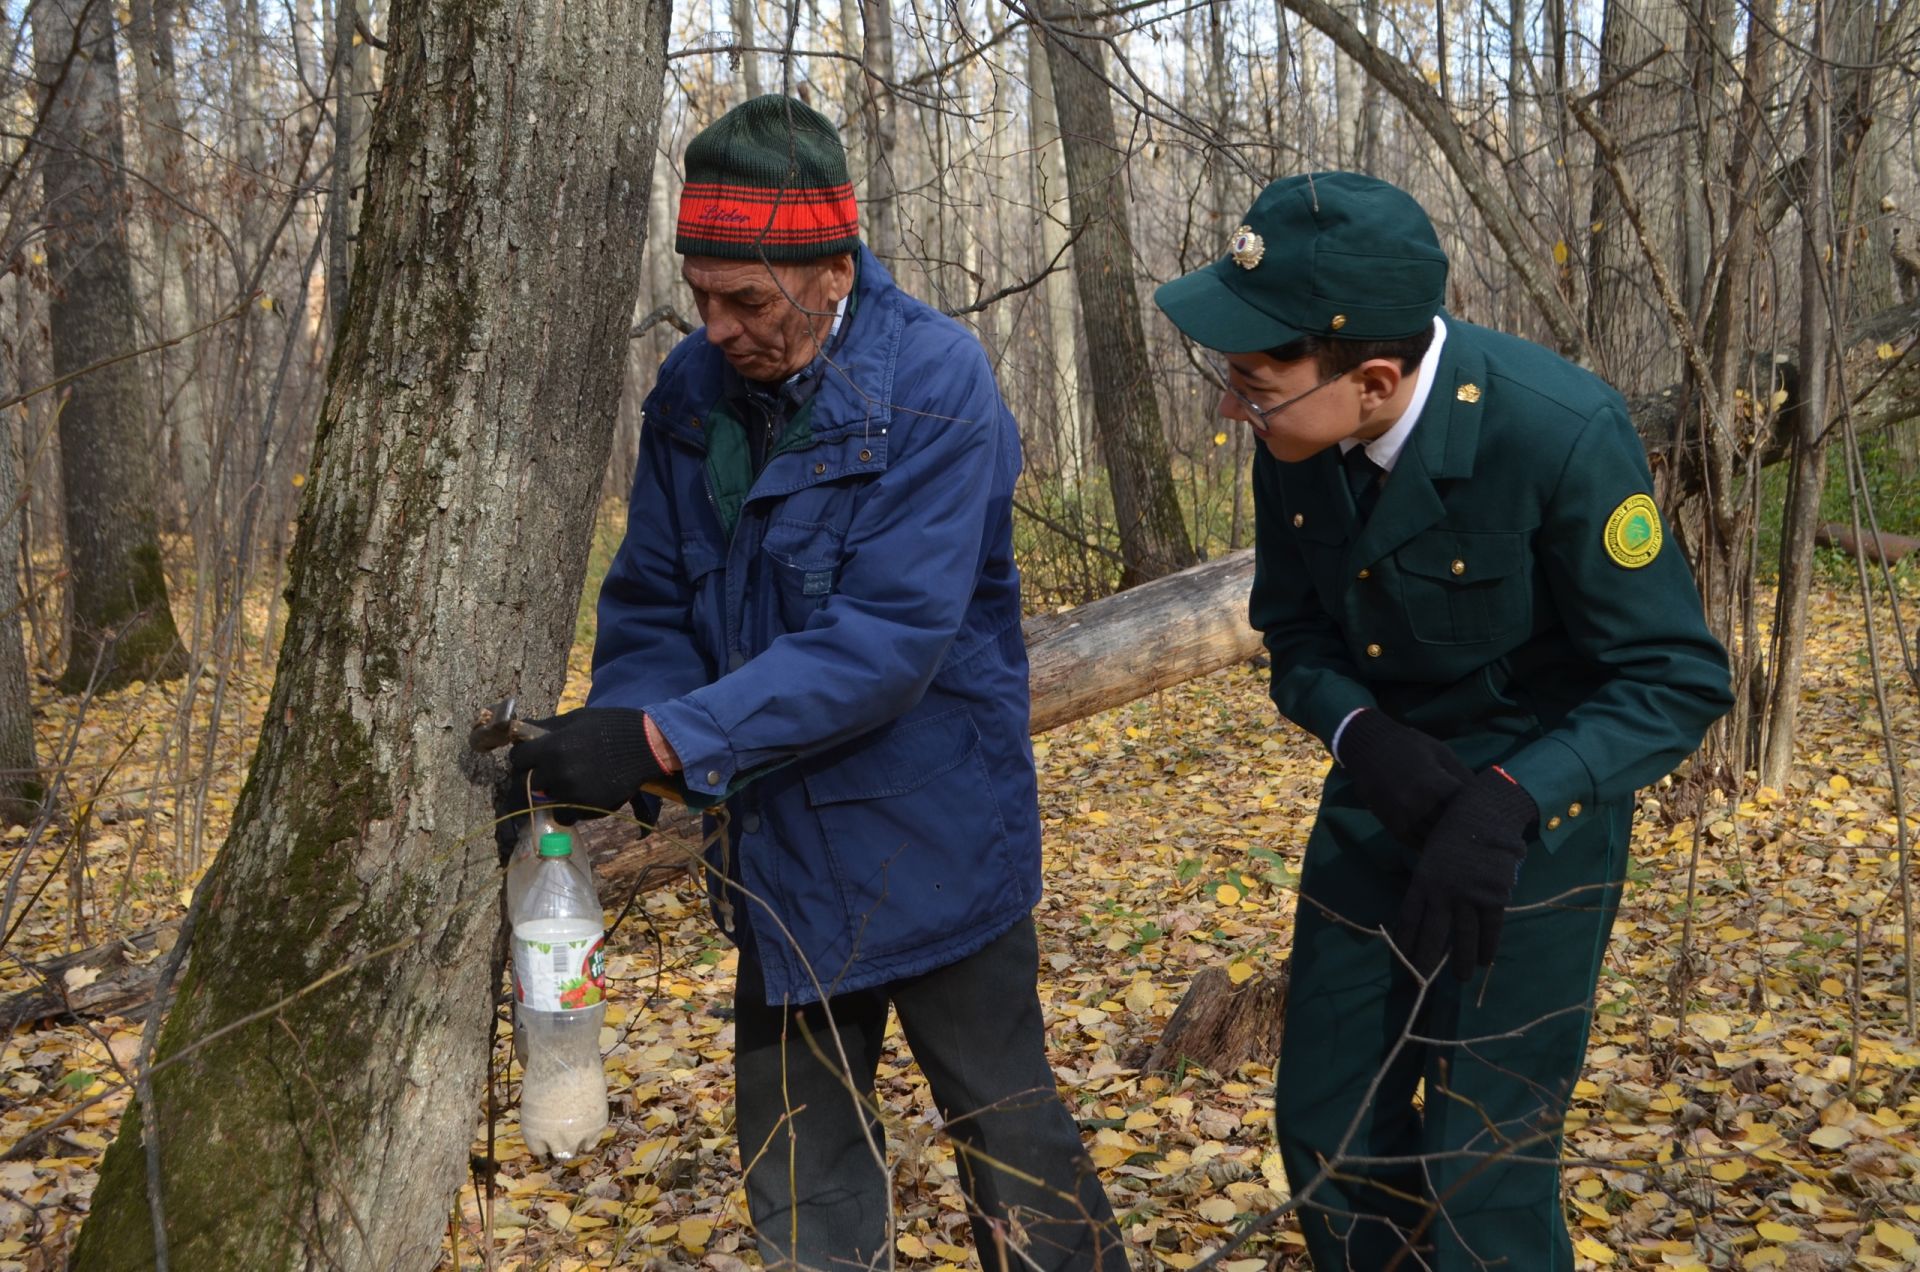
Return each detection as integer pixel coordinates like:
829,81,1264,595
1357,568,1371,579
1451,559,1466,575
858,448,872,461
813,461,827,475
1330,314,1348,330
691,416,702,429
1365,643,1382,658
1547,816,1562,830
1568,803,1583,817
706,770,722,786
1292,513,1305,528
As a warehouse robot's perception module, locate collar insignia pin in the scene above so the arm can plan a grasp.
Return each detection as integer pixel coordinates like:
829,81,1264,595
1228,225,1265,270
1456,382,1482,403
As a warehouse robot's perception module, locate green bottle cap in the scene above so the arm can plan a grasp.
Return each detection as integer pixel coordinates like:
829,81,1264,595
538,832,573,858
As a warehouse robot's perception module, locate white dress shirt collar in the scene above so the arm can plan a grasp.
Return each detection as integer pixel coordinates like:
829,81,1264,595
1337,315,1447,472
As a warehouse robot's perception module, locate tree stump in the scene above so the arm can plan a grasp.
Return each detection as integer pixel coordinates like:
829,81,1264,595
1134,965,1289,1076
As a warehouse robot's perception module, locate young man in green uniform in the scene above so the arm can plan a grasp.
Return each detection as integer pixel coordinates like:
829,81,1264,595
1154,173,1732,1268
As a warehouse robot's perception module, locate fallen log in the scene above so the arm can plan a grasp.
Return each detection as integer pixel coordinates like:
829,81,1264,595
1025,550,1262,735
6,551,1267,1031
1814,522,1920,566
0,924,183,1034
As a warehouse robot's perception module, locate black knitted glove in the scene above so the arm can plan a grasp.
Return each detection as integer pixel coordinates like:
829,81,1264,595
1394,768,1539,981
1337,708,1475,847
506,707,666,827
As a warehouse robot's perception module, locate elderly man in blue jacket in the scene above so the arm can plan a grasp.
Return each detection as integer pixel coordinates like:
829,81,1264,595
506,96,1125,1272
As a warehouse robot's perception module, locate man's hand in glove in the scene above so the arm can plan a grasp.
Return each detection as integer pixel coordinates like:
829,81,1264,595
1337,708,1475,847
506,707,669,825
1394,767,1539,981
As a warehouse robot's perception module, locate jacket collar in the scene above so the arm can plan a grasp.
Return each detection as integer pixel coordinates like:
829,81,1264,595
805,244,904,444
1344,315,1487,571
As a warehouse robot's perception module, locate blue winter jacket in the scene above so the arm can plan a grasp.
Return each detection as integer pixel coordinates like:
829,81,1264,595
587,247,1043,1004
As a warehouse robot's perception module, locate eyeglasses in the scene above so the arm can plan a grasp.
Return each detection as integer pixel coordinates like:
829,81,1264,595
1209,357,1346,434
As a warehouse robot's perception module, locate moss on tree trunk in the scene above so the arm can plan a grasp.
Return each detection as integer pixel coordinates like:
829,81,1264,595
70,0,672,1264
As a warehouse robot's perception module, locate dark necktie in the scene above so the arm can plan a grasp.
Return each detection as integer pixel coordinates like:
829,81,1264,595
1344,446,1385,522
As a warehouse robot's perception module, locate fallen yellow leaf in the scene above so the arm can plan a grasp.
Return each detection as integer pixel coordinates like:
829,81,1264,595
1196,1196,1237,1224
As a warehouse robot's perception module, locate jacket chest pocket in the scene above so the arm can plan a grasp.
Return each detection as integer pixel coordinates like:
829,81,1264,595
762,516,847,633
1396,530,1531,645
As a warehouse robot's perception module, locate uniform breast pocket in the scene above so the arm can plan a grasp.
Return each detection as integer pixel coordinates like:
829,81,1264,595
1396,530,1531,645
762,517,847,633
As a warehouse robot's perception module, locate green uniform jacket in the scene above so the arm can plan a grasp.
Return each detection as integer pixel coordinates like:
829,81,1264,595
1250,316,1732,847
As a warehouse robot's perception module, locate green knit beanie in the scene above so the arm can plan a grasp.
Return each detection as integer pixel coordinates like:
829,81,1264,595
676,95,861,261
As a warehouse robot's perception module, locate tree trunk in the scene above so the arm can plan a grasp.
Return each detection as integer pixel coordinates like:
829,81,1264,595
1682,0,1776,777
1332,1,1363,167
858,0,899,263
1760,0,1846,789
34,0,188,693
123,0,214,540
327,0,359,332
1584,0,1687,390
1027,27,1088,485
70,0,671,1265
1043,2,1198,586
0,382,39,823
731,0,761,99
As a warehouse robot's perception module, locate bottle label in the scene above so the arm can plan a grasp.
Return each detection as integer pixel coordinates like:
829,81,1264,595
512,918,607,1012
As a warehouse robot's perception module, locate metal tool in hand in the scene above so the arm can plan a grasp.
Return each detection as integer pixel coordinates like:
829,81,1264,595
468,696,546,752
469,695,685,805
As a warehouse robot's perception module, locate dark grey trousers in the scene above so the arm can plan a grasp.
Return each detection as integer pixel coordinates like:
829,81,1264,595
733,917,1130,1272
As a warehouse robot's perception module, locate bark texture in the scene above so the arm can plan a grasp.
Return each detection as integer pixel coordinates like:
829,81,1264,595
857,0,899,262
124,0,214,534
1043,2,1198,586
0,360,37,822
1133,964,1289,1075
1584,0,1688,390
71,0,671,1264
35,0,187,693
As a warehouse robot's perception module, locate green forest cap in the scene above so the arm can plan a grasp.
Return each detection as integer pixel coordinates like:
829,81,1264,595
538,832,573,858
1154,172,1448,353
676,94,861,261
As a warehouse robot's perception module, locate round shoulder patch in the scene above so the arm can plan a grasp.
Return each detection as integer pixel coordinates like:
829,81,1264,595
1603,493,1662,568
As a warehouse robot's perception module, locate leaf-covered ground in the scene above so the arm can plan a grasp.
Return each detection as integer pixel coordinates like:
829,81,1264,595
2,582,1918,1271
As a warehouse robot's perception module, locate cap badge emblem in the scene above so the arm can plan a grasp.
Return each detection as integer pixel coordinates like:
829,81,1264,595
1456,382,1482,403
1228,225,1265,270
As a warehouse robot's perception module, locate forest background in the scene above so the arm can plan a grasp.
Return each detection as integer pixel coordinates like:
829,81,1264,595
0,0,1918,1266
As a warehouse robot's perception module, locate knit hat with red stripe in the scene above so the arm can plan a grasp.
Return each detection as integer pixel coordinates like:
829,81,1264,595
676,95,861,261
